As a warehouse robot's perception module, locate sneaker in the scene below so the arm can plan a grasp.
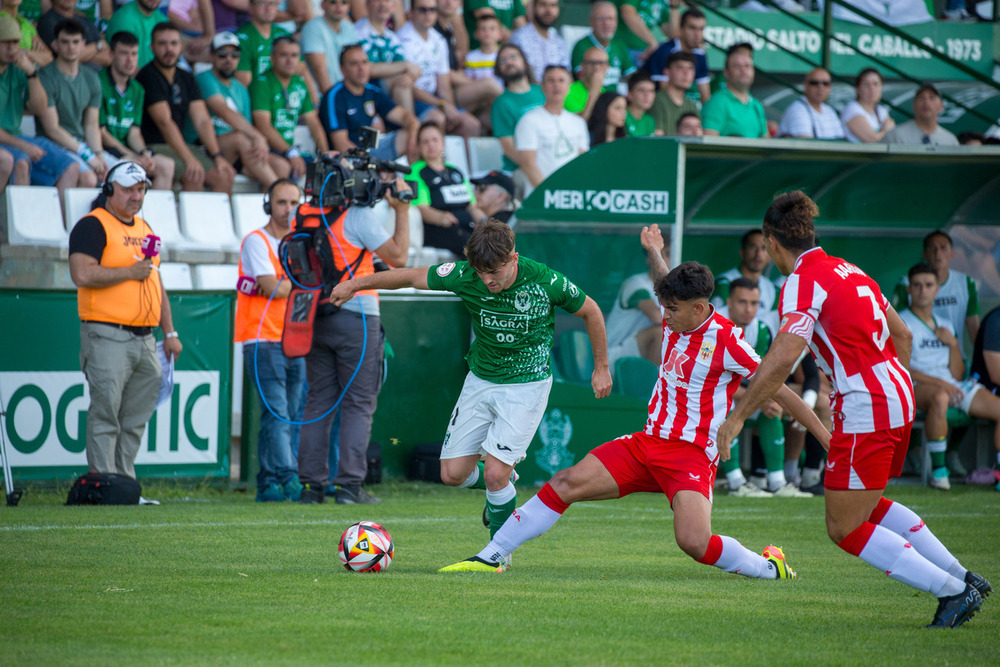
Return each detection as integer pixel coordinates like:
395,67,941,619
438,556,507,573
283,479,303,502
748,475,768,490
946,451,968,477
926,583,982,628
763,545,796,579
138,496,160,505
298,484,326,504
771,482,813,498
942,7,976,19
256,483,286,503
336,485,381,505
965,571,992,600
930,467,952,491
730,482,772,497
800,482,825,496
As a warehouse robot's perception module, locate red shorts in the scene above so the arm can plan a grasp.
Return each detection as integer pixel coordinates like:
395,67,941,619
591,431,717,505
824,424,912,491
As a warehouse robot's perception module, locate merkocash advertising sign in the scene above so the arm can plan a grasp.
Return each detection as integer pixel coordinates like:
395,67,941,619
0,290,233,481
703,9,993,79
520,138,679,224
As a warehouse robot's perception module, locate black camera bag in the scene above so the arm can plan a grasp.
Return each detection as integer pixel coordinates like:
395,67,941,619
66,472,141,505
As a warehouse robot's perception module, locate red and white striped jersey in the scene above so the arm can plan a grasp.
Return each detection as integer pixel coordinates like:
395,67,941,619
778,247,914,434
645,308,760,451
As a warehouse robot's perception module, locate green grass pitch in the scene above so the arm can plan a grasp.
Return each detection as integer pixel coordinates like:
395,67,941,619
2,481,997,665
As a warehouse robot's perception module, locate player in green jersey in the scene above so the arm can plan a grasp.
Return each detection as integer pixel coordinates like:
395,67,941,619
331,219,612,537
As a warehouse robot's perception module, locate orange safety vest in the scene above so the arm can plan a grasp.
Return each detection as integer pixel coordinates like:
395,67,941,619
76,207,162,327
294,204,378,301
234,229,288,343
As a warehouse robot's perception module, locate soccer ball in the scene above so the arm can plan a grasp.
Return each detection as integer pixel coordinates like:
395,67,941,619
338,521,394,573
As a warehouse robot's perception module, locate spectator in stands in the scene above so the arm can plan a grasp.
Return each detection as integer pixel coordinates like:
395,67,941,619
99,30,174,190
235,0,288,86
840,68,895,143
701,43,767,139
137,22,236,192
900,262,1000,490
210,0,247,34
37,19,107,187
564,46,608,121
675,110,701,136
778,66,845,140
235,178,307,502
642,8,709,104
250,36,329,180
435,0,468,71
571,1,634,93
957,131,985,146
650,51,696,136
405,120,484,258
605,241,668,368
300,0,357,94
398,0,480,139
464,14,502,89
320,42,418,161
818,0,932,25
971,306,1000,398
616,0,679,68
463,0,524,48
893,230,980,358
0,146,11,194
587,91,626,147
710,228,778,314
508,0,568,85
167,0,216,62
514,65,588,198
0,15,81,193
490,42,543,175
624,70,658,137
3,0,53,67
198,31,283,187
354,0,420,114
884,84,958,147
105,0,168,69
470,169,515,223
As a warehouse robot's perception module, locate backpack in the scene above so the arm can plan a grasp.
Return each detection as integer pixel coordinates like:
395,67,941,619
66,472,142,505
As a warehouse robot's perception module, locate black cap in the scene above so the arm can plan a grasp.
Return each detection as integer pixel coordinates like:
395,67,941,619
471,171,514,197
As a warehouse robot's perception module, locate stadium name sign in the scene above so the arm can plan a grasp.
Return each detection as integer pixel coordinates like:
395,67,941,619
1,371,221,468
542,189,670,215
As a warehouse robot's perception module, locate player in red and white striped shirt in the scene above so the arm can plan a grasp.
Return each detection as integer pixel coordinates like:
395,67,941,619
717,191,989,628
440,225,830,577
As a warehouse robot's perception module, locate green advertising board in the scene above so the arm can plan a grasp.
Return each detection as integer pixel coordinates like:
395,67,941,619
0,289,234,481
701,9,995,80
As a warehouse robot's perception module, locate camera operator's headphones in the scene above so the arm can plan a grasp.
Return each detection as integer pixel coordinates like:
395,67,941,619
101,160,138,197
263,178,301,216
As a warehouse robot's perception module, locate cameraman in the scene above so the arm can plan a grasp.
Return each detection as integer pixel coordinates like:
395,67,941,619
297,166,412,505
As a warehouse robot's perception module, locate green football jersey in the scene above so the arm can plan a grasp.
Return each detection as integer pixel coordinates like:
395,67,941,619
249,70,313,145
99,68,144,143
426,257,587,384
235,22,290,78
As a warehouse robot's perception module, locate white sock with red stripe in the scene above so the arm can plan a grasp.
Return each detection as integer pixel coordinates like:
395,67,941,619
869,497,966,579
476,483,567,563
696,534,773,579
838,522,965,597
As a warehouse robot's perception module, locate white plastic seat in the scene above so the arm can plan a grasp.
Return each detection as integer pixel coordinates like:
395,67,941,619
177,191,241,252
231,192,268,240
19,115,36,137
63,188,102,231
468,137,504,176
193,263,239,289
293,124,317,156
4,185,67,246
444,135,470,180
158,262,194,290
137,189,192,252
560,25,592,55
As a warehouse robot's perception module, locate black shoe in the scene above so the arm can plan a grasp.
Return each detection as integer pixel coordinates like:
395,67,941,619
298,484,326,504
801,482,825,496
926,583,982,628
336,485,381,505
965,571,992,600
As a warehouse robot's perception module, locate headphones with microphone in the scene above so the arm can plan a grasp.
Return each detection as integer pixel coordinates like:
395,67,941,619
263,178,301,216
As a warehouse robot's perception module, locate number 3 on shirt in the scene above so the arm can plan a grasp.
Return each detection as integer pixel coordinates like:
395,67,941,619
857,285,890,350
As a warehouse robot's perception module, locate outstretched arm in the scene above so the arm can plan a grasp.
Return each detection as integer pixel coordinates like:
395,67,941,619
329,267,430,306
572,296,612,399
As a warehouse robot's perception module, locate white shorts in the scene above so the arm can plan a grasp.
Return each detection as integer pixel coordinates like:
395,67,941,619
943,377,983,413
441,372,553,466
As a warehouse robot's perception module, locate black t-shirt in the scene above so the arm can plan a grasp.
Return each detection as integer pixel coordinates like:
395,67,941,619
37,10,101,48
971,306,1000,394
136,62,202,145
69,214,129,262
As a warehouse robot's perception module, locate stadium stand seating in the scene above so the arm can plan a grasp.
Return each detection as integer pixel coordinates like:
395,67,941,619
193,263,239,289
559,24,591,55
444,135,471,179
139,190,194,253
178,191,241,252
63,188,101,231
293,124,317,157
613,356,658,400
554,329,595,384
4,186,67,246
468,137,504,176
231,192,268,240
159,262,194,290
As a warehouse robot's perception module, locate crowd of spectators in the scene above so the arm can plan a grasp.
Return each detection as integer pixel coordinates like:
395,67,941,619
0,0,996,207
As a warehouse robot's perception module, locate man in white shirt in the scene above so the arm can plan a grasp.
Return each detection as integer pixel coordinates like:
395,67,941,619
884,84,959,146
513,65,589,198
508,0,569,84
397,0,480,138
778,67,845,140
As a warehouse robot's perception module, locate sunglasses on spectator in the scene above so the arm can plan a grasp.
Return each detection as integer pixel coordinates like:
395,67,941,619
807,79,831,86
414,6,438,12
216,49,240,58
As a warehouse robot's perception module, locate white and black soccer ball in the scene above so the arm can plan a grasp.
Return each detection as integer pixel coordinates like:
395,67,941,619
338,521,394,573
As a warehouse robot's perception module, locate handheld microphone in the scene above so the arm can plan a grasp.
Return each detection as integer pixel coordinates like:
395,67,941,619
236,275,258,295
141,234,161,259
